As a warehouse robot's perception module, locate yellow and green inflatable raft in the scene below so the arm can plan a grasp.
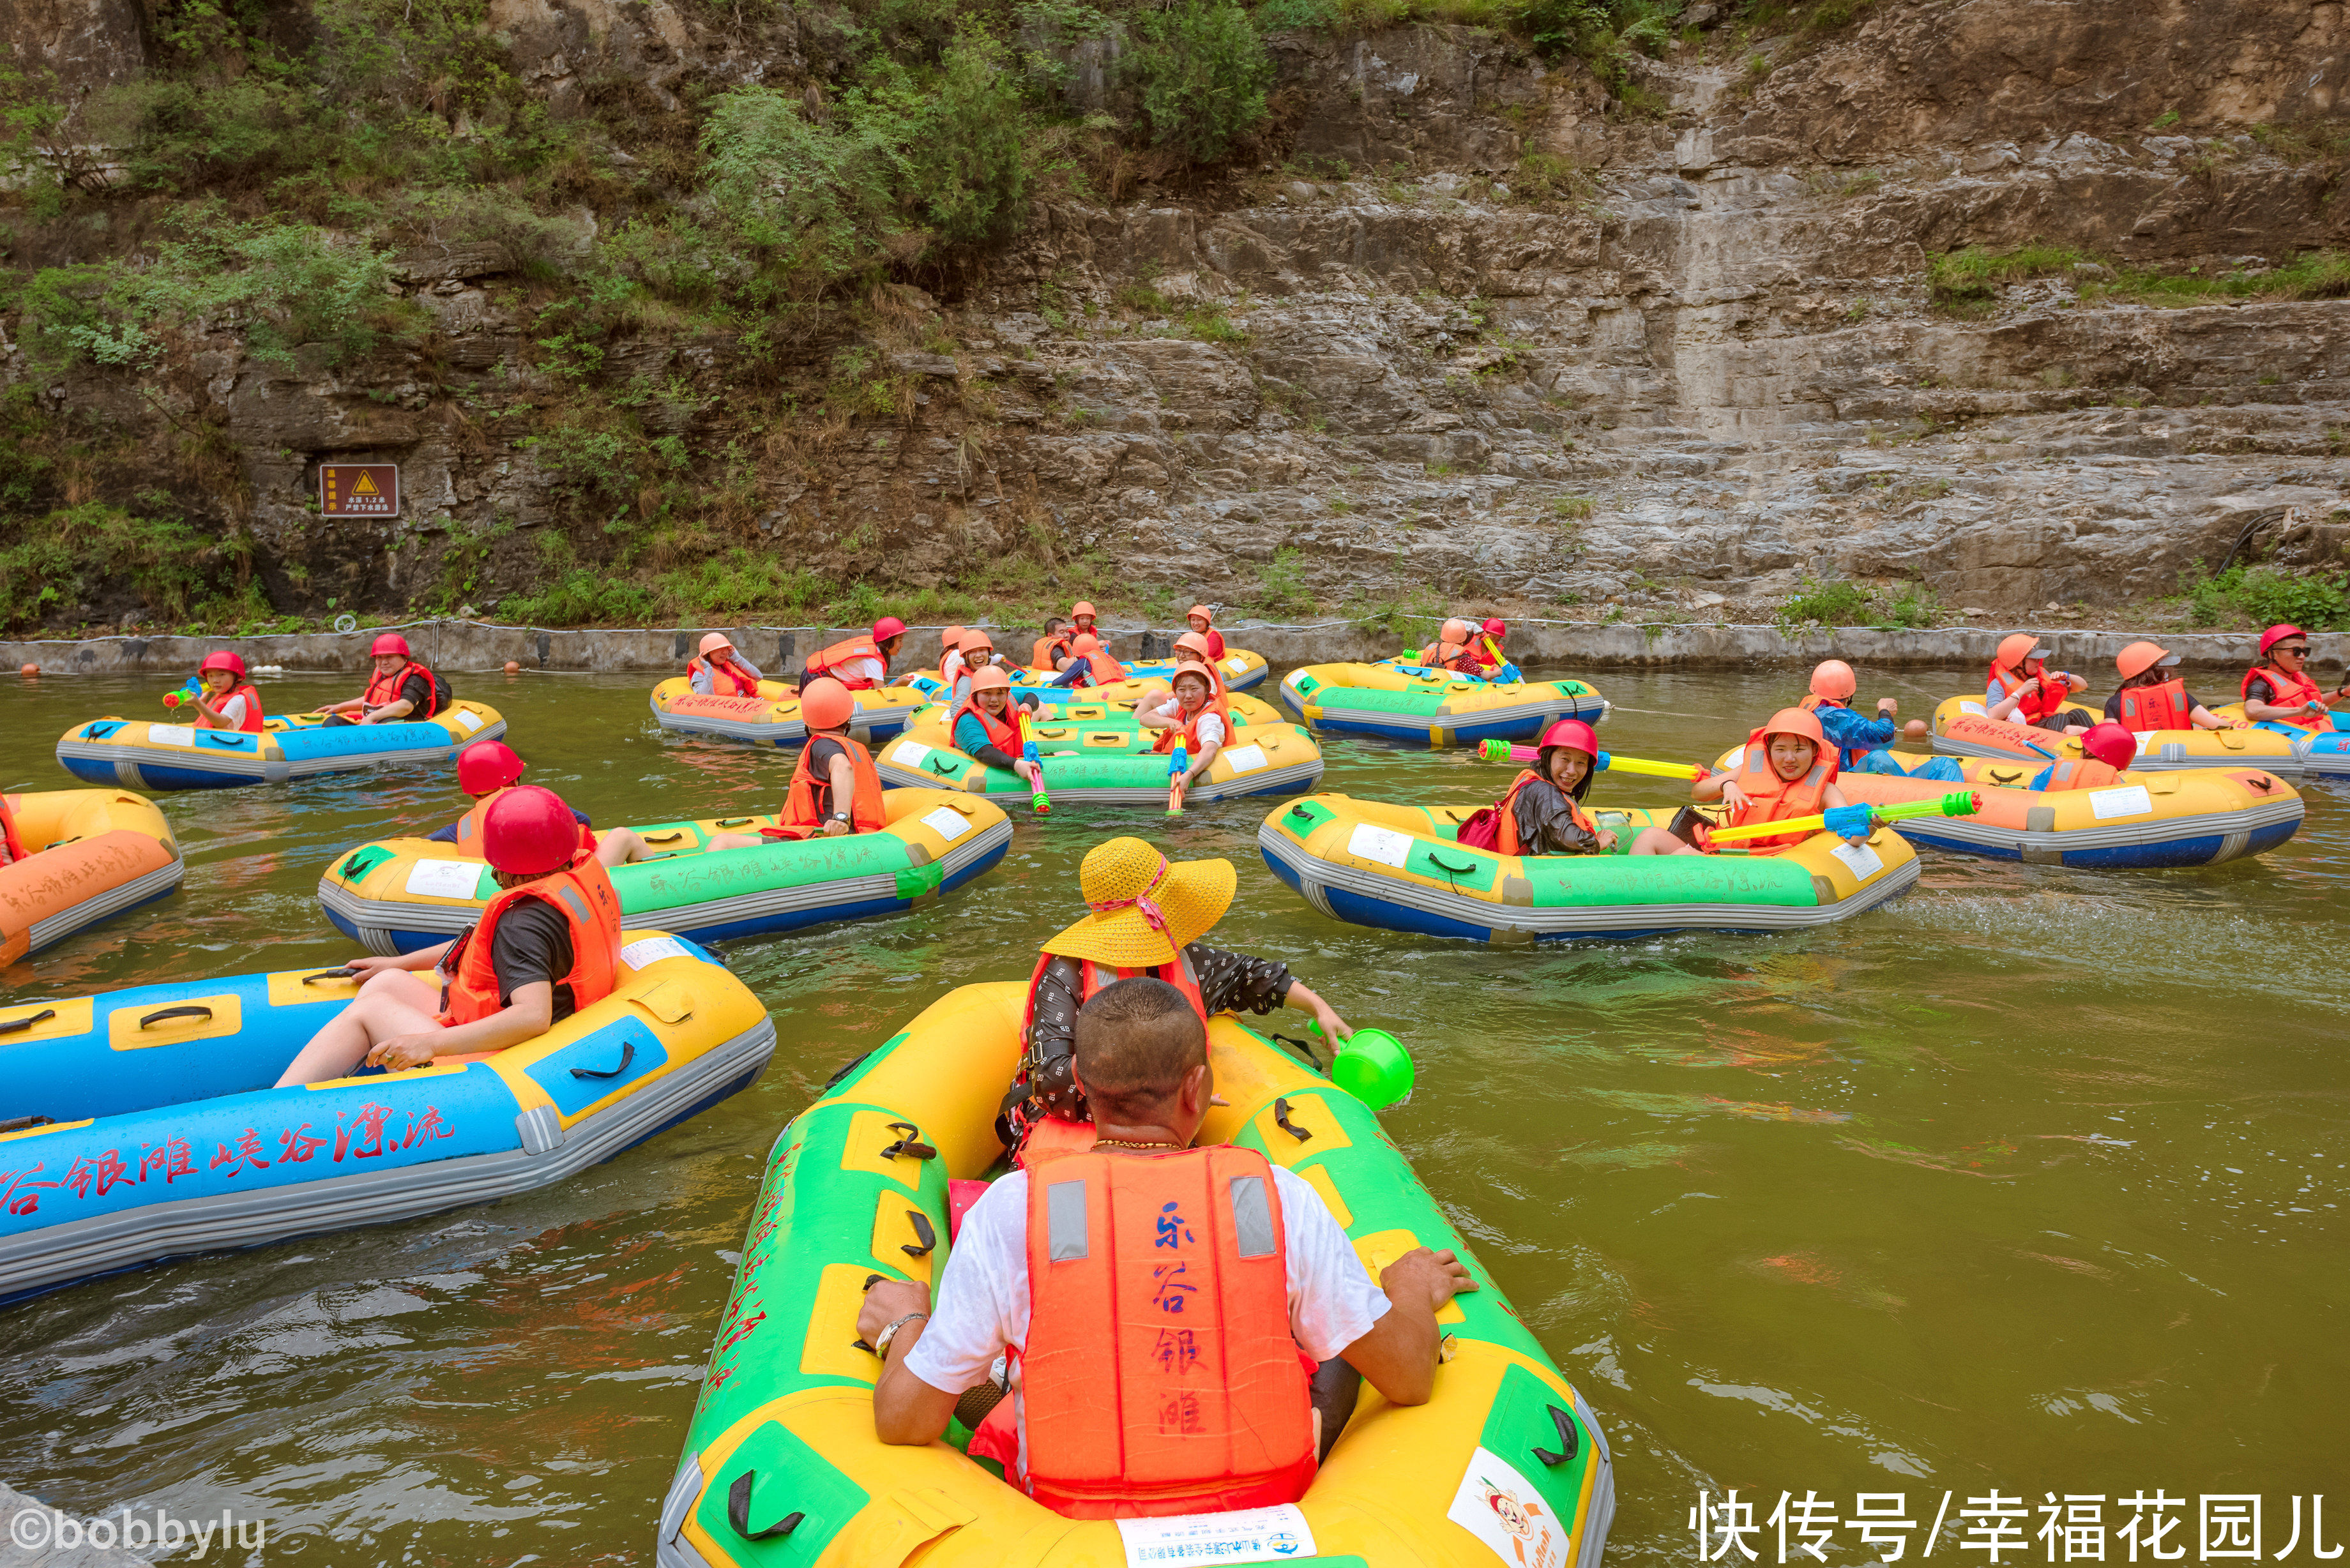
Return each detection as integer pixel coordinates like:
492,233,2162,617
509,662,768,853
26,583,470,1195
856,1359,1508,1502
658,981,1616,1567
1279,665,1604,749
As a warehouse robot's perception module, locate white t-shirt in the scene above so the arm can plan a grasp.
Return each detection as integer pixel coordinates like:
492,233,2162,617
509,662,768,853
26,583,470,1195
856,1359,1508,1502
214,693,250,728
941,651,967,690
837,654,889,687
902,1163,1388,1478
1139,694,1227,750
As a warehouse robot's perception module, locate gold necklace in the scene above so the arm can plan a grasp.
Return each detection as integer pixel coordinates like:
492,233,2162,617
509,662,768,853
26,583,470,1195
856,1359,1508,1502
1093,1136,1180,1151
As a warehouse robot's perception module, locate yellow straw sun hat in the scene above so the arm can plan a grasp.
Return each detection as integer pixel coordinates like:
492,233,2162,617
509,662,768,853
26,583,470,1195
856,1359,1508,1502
1040,836,1236,969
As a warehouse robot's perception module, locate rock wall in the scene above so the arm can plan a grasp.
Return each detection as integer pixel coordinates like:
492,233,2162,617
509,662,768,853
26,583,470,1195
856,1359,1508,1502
6,0,2347,629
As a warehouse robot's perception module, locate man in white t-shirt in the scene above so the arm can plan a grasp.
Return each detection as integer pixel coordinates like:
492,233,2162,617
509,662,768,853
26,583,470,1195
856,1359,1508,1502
858,977,1476,1512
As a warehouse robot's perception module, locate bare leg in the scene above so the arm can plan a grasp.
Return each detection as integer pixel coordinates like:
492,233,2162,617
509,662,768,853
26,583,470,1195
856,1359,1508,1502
1629,827,1703,856
594,827,649,867
276,969,443,1087
704,831,764,852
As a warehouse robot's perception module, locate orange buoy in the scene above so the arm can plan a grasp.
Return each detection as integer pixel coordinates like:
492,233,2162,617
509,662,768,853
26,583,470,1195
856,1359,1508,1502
504,660,520,674
18,664,36,677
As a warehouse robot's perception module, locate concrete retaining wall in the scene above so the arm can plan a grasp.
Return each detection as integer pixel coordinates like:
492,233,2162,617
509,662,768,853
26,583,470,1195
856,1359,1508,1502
3,617,2327,677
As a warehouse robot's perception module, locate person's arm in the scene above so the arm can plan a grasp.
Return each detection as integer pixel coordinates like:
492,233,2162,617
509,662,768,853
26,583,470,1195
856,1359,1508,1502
348,942,451,975
1985,682,2022,722
369,981,551,1070
1185,714,1225,778
1020,958,1085,1119
689,665,713,695
1821,781,1849,809
2190,703,2245,730
1338,1247,1479,1407
1513,781,1602,856
1693,769,1739,808
424,820,462,844
1134,691,1181,730
861,1278,957,1445
823,748,857,834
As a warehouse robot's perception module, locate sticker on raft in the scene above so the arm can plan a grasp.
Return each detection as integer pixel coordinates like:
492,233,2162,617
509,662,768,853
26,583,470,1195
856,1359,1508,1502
1828,840,1885,882
619,936,693,970
1115,1503,1317,1564
1224,744,1268,774
1346,822,1415,870
453,710,481,731
921,806,973,841
893,742,934,766
406,858,487,900
2088,784,2155,820
148,725,197,747
1448,1447,1568,1568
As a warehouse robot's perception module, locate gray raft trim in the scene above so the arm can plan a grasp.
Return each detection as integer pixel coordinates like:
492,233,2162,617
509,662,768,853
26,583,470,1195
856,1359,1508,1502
0,1481,158,1568
1261,824,1920,937
56,720,509,785
26,857,186,956
1930,734,2307,778
0,1018,776,1302
317,817,1015,950
879,759,1324,804
1890,795,2304,854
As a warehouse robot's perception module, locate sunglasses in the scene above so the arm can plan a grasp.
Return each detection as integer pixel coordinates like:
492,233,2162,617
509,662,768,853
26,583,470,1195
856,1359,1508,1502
2276,645,2311,656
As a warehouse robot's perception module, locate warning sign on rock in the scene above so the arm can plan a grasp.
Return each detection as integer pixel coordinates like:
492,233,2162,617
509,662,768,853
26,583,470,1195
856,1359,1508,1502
320,464,400,517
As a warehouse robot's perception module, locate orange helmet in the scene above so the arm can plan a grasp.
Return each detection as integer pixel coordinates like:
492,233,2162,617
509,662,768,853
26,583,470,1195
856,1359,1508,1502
1072,631,1104,653
800,677,855,731
2080,722,2137,772
1173,630,1213,661
1995,632,2048,670
970,665,1012,694
1171,660,1217,694
1187,603,1213,626
959,629,994,656
698,631,734,658
1759,707,1826,746
2116,640,2178,680
457,740,526,795
2259,623,2308,658
1071,601,1097,620
1808,660,1856,701
941,624,967,651
1440,617,1472,645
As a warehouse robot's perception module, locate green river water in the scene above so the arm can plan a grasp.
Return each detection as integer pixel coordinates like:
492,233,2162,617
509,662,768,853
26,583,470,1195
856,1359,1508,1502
1,666,2342,1565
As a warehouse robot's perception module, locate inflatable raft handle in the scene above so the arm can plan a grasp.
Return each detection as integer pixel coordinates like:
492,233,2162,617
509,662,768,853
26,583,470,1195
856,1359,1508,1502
303,967,359,985
1425,851,1478,875
0,1008,57,1036
570,1040,637,1080
1532,1403,1581,1466
643,830,688,844
900,1210,937,1258
1271,1097,1312,1143
716,817,755,828
881,1121,938,1161
725,1472,803,1542
139,1005,213,1029
0,1114,57,1134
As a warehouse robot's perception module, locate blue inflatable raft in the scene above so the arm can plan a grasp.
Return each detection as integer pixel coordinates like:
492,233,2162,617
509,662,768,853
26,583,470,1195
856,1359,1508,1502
56,702,508,790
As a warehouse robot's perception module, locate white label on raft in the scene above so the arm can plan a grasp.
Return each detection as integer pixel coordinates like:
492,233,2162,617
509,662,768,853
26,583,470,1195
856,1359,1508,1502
1830,840,1885,882
2134,730,2159,755
406,857,487,900
1116,1504,1317,1565
453,709,481,731
1960,700,1986,716
2089,784,2154,820
1346,823,1414,869
1725,746,1745,771
1223,744,1268,774
891,742,933,766
921,806,971,841
1225,656,1250,674
148,724,197,747
1448,1446,1572,1568
620,936,692,970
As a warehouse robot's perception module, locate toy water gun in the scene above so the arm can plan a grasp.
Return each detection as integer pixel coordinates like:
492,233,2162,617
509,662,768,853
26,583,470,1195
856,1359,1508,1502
1017,707,1050,815
1479,739,1707,780
1167,743,1189,817
1479,635,1522,684
1708,790,1981,845
1306,1020,1414,1111
161,676,202,710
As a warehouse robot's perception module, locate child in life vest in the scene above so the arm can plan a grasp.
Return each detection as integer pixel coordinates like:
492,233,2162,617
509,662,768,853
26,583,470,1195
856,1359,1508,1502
947,629,1001,707
950,667,1047,795
687,631,764,696
1413,618,1483,674
1984,633,2088,732
1467,719,1618,855
1135,661,1231,789
937,626,971,693
183,651,266,732
428,741,655,868
1635,707,1870,855
800,616,907,691
2240,623,2350,732
2020,722,2141,790
275,786,623,1085
315,633,451,725
999,836,1354,1164
1186,604,1227,662
2105,641,2245,733
707,677,884,848
861,975,1478,1515
1803,660,1960,779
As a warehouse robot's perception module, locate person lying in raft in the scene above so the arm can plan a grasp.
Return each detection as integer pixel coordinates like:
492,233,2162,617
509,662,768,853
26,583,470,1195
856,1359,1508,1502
1633,707,1871,856
276,786,623,1085
1135,661,1231,792
798,615,907,692
1985,633,2088,733
2240,623,2350,732
860,976,1478,1508
999,836,1356,1167
2107,641,2247,733
686,632,763,697
429,741,655,868
182,651,266,732
706,677,883,848
1061,631,1128,688
1464,719,1618,855
1186,603,1226,661
314,633,452,726
951,667,1047,797
1803,660,1961,781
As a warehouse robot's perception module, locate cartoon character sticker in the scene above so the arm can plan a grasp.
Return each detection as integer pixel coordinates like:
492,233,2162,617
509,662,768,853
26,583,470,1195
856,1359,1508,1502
1448,1446,1570,1568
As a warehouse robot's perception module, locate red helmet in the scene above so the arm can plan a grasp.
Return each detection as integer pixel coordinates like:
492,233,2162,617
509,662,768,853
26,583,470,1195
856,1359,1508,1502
871,617,907,644
2259,623,2308,658
2079,722,2137,772
480,785,580,875
800,676,856,731
1482,617,1508,638
457,741,526,795
370,633,411,658
1536,718,1598,758
199,651,246,678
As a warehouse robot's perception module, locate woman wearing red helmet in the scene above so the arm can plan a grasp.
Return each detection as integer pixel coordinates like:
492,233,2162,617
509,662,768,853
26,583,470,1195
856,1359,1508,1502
185,651,266,733
707,677,886,850
799,617,907,692
276,785,623,1085
2240,624,2350,731
1461,719,1618,854
314,632,453,725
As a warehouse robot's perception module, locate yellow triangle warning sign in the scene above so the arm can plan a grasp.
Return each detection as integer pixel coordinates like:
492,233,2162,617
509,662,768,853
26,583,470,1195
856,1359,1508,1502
351,472,381,495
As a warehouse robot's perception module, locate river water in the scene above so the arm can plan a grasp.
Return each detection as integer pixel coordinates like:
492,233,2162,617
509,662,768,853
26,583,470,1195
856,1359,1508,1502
1,665,2342,1566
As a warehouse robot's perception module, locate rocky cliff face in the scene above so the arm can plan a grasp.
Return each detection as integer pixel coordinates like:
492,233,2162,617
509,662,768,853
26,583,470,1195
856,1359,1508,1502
6,0,2347,632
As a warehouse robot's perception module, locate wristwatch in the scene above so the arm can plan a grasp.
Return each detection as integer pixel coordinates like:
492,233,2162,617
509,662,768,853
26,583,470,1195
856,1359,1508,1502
873,1311,929,1357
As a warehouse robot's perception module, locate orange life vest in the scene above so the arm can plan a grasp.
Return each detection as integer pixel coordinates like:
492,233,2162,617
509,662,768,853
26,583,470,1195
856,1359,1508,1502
0,796,23,864
1019,1145,1316,1519
453,787,597,861
1148,694,1232,757
2240,663,2328,726
436,861,623,1028
1017,953,1210,1168
1415,639,1481,673
2115,679,2191,734
1075,644,1125,686
196,681,266,733
952,697,1020,755
1987,660,2068,724
2038,757,2126,792
1494,769,1597,856
777,732,884,837
1720,730,1837,853
1031,635,1071,673
363,661,444,718
803,637,887,691
688,656,760,697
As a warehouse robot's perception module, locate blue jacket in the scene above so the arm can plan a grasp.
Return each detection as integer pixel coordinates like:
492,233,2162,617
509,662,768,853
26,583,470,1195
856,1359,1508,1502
1812,702,1899,771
